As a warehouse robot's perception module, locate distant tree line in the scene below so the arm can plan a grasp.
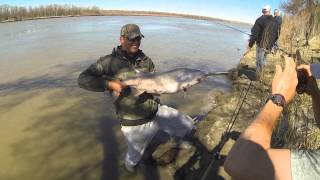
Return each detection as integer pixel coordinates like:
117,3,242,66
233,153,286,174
0,4,101,21
280,0,320,46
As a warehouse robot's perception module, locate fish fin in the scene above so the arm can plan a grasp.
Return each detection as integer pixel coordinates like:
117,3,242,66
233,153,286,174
130,87,144,97
134,69,152,77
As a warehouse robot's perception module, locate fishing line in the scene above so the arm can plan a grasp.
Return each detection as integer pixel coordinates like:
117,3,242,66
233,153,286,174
214,21,251,36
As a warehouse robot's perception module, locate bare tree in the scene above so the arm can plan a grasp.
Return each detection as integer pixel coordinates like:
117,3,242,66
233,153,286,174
0,4,102,22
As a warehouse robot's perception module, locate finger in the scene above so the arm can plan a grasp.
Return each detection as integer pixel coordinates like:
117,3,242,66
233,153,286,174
297,64,309,70
284,56,296,74
284,55,294,67
289,59,297,74
274,64,282,77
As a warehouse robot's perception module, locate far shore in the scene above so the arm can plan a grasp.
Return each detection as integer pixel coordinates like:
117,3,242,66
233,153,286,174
0,10,252,25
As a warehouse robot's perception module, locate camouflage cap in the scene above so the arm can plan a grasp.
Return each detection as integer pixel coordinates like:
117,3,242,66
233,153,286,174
120,24,144,40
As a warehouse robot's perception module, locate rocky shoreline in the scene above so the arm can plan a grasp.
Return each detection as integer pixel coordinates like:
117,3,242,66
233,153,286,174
147,37,320,179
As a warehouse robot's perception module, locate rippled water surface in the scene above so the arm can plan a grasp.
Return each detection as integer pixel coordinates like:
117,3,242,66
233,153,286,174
0,16,250,179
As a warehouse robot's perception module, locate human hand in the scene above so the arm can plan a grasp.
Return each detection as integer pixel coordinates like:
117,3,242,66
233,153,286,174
297,64,319,95
107,80,128,96
272,56,298,103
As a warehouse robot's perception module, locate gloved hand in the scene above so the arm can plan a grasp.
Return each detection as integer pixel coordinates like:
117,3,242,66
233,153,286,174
297,64,319,96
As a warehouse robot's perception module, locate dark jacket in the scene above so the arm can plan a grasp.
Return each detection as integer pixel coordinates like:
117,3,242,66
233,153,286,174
274,16,282,36
78,46,158,125
249,15,279,50
274,16,282,27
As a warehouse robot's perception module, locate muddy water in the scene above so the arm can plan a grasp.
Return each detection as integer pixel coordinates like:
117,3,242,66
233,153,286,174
0,16,250,179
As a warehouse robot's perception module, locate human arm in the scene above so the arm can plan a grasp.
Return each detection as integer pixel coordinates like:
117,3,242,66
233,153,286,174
248,18,262,48
224,57,298,180
78,57,127,94
297,64,320,126
243,18,261,56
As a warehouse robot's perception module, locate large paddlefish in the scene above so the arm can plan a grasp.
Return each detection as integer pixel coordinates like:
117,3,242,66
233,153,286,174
122,68,229,95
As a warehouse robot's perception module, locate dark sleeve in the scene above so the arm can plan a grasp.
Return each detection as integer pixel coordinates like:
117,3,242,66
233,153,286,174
78,56,112,92
273,20,280,43
277,18,282,35
145,55,155,72
249,18,262,48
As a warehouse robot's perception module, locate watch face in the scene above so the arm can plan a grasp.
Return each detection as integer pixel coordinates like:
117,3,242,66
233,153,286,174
271,94,285,106
274,95,282,103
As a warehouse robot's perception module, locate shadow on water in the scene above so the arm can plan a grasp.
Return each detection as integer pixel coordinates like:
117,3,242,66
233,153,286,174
0,61,159,180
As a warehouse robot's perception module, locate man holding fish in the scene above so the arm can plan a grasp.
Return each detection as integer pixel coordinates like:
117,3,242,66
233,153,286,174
78,24,195,172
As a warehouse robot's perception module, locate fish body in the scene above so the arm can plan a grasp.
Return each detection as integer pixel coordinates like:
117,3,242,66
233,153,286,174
123,68,223,95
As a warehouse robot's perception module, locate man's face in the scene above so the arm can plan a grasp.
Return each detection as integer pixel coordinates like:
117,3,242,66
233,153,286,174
120,36,142,54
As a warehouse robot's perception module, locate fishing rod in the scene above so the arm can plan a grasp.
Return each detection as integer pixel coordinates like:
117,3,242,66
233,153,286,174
205,71,229,77
215,21,251,36
213,21,297,59
200,81,253,180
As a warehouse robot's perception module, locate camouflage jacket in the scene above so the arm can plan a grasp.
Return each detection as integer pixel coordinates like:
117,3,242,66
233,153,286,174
78,46,158,125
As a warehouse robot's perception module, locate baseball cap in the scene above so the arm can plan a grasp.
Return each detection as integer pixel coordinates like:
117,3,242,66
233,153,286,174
120,24,144,40
262,5,271,12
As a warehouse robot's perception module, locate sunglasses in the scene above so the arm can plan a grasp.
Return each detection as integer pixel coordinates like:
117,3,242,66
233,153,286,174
127,36,142,42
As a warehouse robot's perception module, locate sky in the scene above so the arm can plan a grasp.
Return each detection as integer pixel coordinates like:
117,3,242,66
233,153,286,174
2,0,284,23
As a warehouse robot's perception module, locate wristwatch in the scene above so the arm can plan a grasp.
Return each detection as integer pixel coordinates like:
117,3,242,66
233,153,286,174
267,94,286,107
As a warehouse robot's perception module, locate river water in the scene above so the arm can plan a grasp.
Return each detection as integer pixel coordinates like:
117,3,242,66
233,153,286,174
0,16,250,180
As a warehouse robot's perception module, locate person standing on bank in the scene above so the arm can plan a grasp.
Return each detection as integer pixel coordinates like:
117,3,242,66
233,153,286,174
78,24,195,172
274,9,282,27
244,5,279,76
273,9,282,53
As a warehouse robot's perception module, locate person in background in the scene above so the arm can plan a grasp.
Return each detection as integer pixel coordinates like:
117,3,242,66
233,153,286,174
244,5,279,76
273,9,282,53
224,57,320,180
274,9,282,26
78,24,195,172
